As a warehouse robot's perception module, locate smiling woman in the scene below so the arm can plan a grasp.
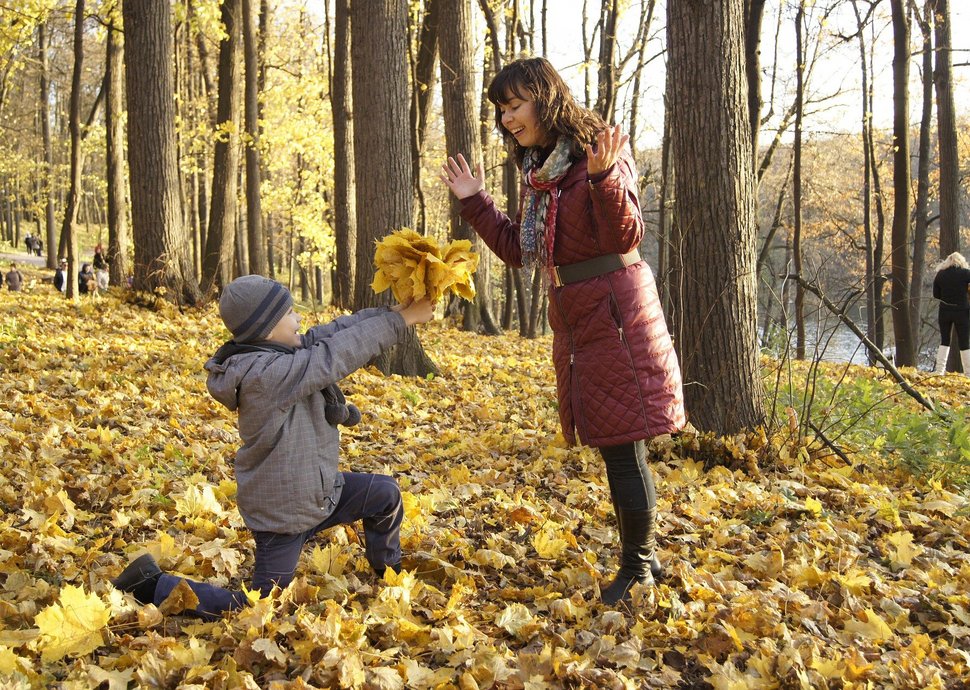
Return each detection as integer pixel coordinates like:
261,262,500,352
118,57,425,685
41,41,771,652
441,56,687,607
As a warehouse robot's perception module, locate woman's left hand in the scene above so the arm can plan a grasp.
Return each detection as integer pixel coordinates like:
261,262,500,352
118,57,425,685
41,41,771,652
586,125,629,176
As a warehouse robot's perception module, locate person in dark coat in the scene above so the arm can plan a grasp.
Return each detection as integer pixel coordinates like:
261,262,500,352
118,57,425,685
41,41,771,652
53,259,68,294
93,244,108,271
78,263,95,295
5,263,24,291
933,251,970,375
442,57,686,605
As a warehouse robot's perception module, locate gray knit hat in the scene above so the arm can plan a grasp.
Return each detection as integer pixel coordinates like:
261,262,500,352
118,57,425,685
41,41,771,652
219,275,293,343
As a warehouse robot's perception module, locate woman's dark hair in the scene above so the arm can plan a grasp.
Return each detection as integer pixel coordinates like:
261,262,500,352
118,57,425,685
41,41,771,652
487,57,608,167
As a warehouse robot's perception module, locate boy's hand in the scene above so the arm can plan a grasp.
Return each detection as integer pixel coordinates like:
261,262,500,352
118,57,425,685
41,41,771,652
400,298,435,326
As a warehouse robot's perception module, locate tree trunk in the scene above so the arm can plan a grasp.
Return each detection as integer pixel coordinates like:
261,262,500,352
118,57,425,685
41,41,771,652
933,0,959,257
39,23,57,269
667,0,765,434
628,0,656,148
744,0,766,155
852,1,877,363
242,0,267,276
658,65,674,312
869,101,888,356
910,1,934,355
259,0,274,278
595,0,619,120
793,1,805,360
331,0,356,309
351,0,437,377
60,0,86,300
439,0,499,334
202,0,242,291
410,0,439,235
123,0,201,304
890,0,914,365
106,8,130,288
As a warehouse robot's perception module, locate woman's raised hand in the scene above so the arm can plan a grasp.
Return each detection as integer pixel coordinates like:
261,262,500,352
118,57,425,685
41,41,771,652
440,154,485,200
586,125,629,176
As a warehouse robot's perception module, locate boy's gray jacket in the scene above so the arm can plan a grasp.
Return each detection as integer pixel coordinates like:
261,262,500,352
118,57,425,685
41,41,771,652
204,307,407,534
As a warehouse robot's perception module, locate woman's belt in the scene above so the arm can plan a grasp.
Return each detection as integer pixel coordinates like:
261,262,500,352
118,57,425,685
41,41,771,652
552,249,641,287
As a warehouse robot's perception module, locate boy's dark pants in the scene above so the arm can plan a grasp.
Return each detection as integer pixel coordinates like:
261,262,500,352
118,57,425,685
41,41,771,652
153,472,403,620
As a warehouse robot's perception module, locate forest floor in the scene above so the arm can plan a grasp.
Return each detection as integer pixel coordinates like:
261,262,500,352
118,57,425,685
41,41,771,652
0,268,968,689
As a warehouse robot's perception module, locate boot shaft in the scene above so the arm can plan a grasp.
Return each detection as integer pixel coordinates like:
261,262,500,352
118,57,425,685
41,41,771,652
935,346,950,374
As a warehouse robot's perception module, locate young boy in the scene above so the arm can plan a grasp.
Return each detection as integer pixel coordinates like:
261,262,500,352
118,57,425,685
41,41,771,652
112,275,434,619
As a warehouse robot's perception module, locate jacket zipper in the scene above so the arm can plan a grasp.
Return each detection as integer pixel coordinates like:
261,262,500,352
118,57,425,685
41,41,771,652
606,277,650,435
552,284,588,443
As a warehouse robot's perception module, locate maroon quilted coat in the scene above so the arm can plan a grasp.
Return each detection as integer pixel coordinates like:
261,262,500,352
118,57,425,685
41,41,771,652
460,147,686,447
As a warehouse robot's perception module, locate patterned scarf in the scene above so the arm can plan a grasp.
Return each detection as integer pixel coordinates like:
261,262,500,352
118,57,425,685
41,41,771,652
520,137,574,268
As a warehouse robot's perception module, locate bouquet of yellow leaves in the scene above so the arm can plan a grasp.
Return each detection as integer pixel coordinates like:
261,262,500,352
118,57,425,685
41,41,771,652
371,228,479,303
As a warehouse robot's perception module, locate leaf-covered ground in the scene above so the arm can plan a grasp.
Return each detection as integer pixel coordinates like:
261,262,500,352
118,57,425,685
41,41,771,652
1,280,969,689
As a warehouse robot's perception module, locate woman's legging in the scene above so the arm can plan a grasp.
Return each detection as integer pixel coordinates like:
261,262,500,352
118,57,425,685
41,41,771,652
599,440,656,511
939,311,970,350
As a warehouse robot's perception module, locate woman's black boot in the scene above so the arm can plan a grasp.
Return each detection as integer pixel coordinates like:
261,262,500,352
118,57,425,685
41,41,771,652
602,506,657,605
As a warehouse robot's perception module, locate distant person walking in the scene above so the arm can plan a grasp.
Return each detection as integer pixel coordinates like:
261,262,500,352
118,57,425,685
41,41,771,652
4,263,24,291
933,251,970,375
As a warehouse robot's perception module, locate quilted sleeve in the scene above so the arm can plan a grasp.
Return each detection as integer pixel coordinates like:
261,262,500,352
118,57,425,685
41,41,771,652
588,147,643,254
459,190,524,267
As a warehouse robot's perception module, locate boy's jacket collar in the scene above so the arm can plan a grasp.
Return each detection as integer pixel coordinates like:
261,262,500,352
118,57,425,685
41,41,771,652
211,340,295,365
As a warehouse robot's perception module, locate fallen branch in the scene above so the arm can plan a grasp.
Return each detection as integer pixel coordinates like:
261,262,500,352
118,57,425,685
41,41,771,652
793,276,936,414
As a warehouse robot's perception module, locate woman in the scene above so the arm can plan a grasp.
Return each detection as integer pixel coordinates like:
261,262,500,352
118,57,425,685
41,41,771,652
933,251,970,375
441,57,686,605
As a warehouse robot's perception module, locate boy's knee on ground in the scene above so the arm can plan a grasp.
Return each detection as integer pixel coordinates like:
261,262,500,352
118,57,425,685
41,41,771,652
369,475,403,515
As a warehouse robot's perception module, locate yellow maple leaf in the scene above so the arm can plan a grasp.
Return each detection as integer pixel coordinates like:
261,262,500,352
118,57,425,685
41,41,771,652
34,585,111,662
532,526,569,559
157,579,200,616
886,531,921,568
804,496,823,516
310,543,350,576
0,645,25,675
843,607,894,642
495,603,535,637
175,483,224,518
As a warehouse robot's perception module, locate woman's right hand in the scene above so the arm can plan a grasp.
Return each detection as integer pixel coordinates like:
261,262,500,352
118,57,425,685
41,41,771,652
440,154,485,199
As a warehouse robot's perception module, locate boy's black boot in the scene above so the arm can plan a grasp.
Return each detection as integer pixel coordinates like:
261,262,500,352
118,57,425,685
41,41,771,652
111,554,162,605
375,562,403,578
601,507,657,606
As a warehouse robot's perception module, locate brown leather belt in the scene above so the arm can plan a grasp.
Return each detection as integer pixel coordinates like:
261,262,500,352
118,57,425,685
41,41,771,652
552,249,641,287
